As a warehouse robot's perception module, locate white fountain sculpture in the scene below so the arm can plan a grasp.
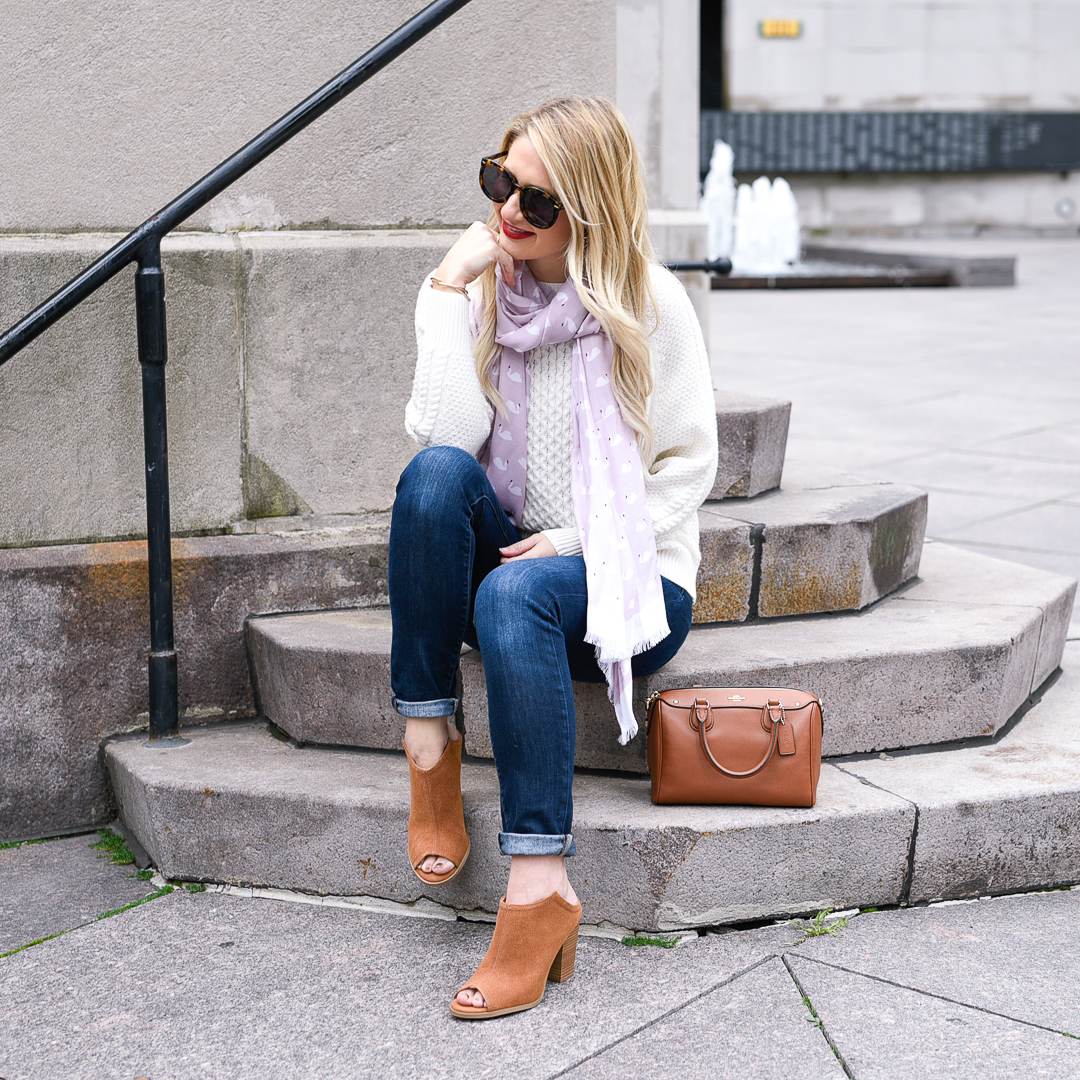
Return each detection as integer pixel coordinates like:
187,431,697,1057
700,139,801,276
700,139,736,261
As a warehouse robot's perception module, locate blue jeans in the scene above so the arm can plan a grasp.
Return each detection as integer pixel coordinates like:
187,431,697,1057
389,446,693,856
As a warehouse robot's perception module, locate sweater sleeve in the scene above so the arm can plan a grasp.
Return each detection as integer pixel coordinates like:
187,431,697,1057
405,273,494,453
540,527,584,556
643,269,719,545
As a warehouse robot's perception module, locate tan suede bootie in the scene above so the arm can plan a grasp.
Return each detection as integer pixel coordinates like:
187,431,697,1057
404,734,470,885
450,891,583,1019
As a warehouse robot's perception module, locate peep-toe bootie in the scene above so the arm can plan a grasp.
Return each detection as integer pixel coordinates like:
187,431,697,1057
450,891,583,1019
404,733,470,885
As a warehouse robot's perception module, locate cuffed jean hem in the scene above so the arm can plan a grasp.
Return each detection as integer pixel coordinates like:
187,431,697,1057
391,696,458,718
499,832,577,857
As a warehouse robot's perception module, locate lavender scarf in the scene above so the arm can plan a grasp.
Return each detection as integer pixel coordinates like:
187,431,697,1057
478,263,669,744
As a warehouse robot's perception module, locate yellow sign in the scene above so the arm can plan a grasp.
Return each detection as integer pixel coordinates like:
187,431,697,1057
759,19,803,38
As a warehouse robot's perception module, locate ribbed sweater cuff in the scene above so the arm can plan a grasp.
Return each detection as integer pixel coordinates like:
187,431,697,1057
420,275,473,358
541,528,583,557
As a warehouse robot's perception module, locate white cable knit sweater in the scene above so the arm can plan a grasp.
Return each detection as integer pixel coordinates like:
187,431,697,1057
405,265,718,601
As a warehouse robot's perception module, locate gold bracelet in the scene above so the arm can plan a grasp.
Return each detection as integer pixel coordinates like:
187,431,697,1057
430,276,470,298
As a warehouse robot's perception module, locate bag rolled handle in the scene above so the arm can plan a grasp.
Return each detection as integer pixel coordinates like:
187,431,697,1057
694,699,781,779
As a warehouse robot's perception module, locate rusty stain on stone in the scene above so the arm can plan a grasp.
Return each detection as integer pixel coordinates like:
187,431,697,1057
83,540,150,604
693,572,752,623
693,522,753,623
760,560,864,617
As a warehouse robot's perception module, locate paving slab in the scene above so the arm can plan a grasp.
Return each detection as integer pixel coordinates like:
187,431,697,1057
923,490,1050,537
989,419,1080,463
0,833,156,954
0,888,797,1080
1,846,1076,1078
788,955,1080,1079
943,501,1080,557
837,641,1080,903
560,956,845,1080
871,448,1080,504
708,239,1080,629
105,723,914,930
251,544,1072,765
795,891,1080,1036
710,391,791,499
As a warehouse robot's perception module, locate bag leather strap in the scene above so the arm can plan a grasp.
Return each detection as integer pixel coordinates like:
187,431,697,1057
693,699,781,779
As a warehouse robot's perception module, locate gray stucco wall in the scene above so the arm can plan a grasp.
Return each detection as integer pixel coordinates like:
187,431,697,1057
0,0,616,232
0,230,469,546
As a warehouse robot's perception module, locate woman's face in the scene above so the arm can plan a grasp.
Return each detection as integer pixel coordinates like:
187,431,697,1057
496,135,573,283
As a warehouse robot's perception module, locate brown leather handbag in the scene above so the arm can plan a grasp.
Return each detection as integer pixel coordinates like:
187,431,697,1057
645,687,824,807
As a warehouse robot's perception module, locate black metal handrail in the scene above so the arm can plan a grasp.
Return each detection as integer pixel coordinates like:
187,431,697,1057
667,258,733,276
0,0,474,742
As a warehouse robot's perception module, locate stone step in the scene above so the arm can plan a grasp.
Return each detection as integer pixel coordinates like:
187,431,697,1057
244,465,927,627
710,391,790,499
695,464,926,622
247,543,1075,770
105,642,1080,929
0,463,922,840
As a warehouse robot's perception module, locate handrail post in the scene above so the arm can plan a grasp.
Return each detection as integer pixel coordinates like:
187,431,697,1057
135,238,183,744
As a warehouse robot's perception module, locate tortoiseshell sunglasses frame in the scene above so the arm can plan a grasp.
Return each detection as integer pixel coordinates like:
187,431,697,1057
479,152,564,229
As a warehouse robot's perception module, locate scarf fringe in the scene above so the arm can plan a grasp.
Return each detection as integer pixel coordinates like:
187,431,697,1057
586,627,672,665
593,632,669,745
588,595,670,744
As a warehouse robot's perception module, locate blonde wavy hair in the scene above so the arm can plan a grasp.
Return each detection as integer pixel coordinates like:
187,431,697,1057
474,97,658,457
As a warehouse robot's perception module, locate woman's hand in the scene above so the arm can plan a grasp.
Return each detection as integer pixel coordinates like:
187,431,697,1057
499,534,557,563
434,222,516,290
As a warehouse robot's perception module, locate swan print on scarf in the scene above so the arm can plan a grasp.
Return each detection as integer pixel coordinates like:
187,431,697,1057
478,262,669,744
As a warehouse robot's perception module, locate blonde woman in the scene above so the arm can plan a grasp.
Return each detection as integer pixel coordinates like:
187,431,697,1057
390,97,717,1018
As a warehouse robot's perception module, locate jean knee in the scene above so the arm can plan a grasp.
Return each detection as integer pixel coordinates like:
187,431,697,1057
398,445,479,490
474,562,563,647
474,565,518,632
395,446,480,517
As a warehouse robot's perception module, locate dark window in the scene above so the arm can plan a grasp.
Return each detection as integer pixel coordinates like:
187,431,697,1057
701,1,726,111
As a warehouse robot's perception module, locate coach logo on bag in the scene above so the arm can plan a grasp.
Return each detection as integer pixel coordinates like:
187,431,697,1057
728,694,746,701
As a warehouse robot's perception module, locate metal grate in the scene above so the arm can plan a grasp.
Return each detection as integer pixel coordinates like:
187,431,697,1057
701,110,1080,175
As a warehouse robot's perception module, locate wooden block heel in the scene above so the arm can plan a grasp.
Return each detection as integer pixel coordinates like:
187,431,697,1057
547,927,578,983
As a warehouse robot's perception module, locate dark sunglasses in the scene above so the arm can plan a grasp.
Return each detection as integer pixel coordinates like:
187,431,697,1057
479,153,563,230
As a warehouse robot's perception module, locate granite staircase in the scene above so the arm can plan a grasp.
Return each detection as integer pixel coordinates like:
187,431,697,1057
106,391,1080,931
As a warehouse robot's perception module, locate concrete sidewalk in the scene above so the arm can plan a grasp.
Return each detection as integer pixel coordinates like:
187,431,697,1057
0,837,1077,1079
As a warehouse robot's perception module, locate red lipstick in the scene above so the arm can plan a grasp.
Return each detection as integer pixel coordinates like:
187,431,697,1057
501,221,533,240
